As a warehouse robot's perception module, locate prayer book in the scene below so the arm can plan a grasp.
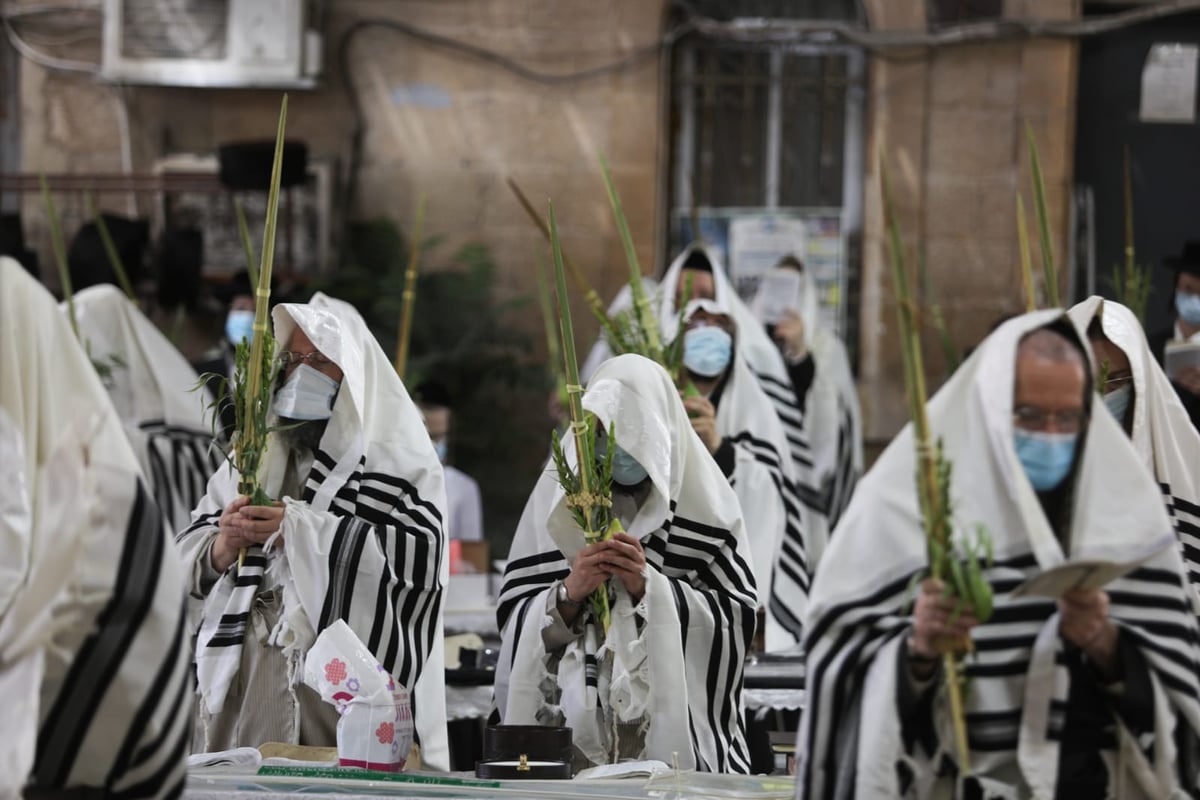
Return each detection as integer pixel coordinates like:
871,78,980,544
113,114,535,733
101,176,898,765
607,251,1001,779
1009,556,1154,600
1164,340,1200,380
752,270,804,325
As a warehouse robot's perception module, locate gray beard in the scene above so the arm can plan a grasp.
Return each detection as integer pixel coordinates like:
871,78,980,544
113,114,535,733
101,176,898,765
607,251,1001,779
276,417,327,453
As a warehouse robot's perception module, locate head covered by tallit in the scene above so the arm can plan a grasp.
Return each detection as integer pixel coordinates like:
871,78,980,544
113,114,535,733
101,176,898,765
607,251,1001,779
680,297,811,649
70,283,221,532
0,258,191,797
495,354,758,772
660,243,820,544
179,295,450,768
1068,295,1200,612
797,309,1200,799
751,259,862,541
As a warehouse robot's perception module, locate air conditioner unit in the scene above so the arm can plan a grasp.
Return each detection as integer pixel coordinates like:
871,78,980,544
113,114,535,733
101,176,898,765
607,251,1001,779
100,0,321,89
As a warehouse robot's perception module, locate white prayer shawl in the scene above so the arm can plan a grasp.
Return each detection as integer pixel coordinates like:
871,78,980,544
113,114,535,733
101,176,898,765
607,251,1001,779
797,310,1200,800
579,277,659,386
0,258,191,798
682,298,811,650
752,263,863,554
495,355,758,772
659,245,819,525
1068,296,1200,614
69,284,221,534
178,299,450,769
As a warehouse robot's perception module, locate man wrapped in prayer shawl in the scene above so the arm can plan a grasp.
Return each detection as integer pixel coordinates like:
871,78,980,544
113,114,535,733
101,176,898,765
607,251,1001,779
179,296,450,769
70,283,222,534
659,246,819,608
1070,296,1200,613
797,311,1200,799
495,355,758,772
751,254,863,558
0,258,191,797
676,297,808,649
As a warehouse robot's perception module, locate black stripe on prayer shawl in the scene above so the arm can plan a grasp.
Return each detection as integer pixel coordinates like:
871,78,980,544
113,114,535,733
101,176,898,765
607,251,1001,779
1166,489,1200,604
178,509,221,543
823,401,860,530
140,420,223,526
35,480,179,789
301,448,446,753
665,578,706,770
107,597,189,781
318,516,368,629
497,552,570,631
584,653,599,688
110,723,188,800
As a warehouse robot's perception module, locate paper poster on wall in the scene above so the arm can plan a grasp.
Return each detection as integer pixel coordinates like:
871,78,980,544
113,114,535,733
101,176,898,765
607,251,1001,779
673,208,847,336
1140,43,1198,123
728,216,808,292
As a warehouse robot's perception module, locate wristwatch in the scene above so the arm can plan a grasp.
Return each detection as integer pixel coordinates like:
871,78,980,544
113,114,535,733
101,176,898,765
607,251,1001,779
556,581,583,608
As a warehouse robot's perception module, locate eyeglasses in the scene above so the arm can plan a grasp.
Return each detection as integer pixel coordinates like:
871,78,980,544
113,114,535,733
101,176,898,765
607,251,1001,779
277,351,334,368
1104,374,1133,392
1013,405,1086,433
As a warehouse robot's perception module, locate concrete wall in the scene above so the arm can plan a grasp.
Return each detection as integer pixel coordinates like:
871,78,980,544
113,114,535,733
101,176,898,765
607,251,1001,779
859,0,1079,440
16,0,669,346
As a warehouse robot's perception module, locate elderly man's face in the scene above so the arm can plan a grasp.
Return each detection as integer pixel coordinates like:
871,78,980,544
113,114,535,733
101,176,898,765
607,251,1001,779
1013,350,1087,434
676,269,716,306
283,328,344,382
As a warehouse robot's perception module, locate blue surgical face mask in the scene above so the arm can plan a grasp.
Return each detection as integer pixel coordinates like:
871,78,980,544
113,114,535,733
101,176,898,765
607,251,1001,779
683,325,733,378
1013,429,1078,492
274,364,340,421
225,309,255,346
1103,385,1132,424
598,438,649,487
433,438,448,464
1177,292,1200,325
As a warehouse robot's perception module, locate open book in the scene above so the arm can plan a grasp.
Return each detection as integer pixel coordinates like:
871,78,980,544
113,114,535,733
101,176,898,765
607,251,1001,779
750,270,803,325
1009,557,1152,600
1165,340,1200,380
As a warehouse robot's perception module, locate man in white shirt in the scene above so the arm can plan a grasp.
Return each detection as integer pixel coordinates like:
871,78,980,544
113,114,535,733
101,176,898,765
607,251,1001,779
416,381,484,542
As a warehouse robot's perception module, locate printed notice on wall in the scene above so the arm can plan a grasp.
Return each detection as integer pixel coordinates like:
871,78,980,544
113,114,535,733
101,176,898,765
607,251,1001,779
1140,43,1198,123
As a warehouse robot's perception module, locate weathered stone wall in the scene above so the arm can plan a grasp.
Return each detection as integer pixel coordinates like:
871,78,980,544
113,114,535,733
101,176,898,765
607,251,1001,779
859,0,1079,440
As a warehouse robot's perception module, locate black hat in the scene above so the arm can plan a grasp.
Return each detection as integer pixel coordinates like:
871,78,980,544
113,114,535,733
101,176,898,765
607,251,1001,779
1163,241,1200,278
414,380,453,410
681,248,713,273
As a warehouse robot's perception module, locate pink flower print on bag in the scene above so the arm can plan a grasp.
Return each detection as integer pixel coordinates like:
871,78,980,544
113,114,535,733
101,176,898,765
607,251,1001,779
324,658,347,685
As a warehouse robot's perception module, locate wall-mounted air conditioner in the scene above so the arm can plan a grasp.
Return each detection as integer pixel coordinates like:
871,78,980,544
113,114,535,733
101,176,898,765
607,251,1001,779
101,0,321,89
